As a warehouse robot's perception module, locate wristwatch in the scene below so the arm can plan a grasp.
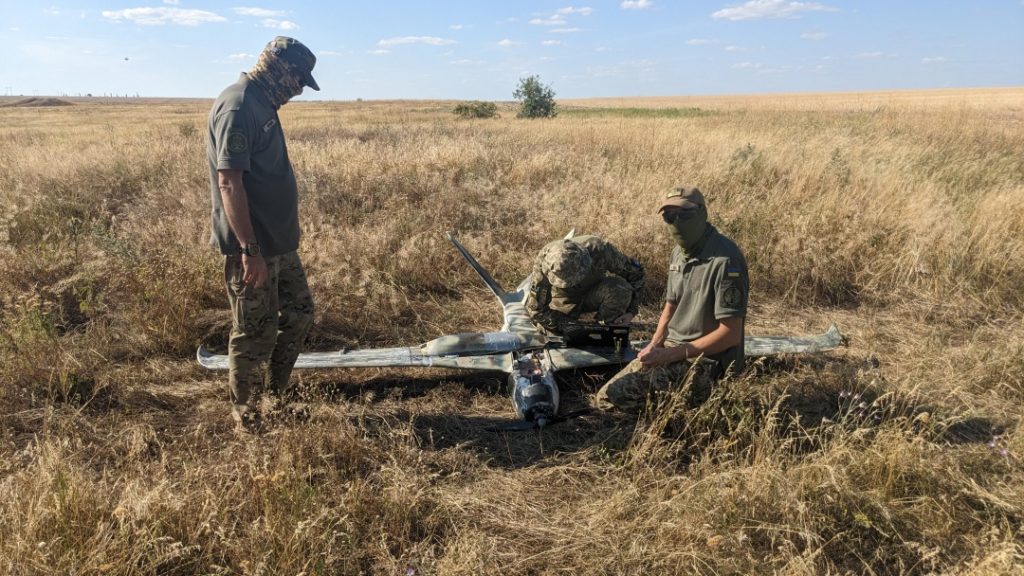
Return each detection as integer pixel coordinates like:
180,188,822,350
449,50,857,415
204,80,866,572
240,241,261,257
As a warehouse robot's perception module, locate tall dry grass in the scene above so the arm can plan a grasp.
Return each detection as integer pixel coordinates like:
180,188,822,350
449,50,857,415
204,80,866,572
1,89,1022,574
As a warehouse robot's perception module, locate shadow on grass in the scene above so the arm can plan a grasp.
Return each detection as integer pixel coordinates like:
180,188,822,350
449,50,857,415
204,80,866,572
309,353,1009,468
406,409,636,469
316,366,637,469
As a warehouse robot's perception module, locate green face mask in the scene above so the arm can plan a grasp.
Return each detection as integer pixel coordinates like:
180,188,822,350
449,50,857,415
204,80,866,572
664,207,708,256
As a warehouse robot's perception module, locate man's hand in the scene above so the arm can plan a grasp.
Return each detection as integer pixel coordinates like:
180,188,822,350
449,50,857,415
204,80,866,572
638,342,689,369
609,312,634,326
242,254,268,288
637,340,662,364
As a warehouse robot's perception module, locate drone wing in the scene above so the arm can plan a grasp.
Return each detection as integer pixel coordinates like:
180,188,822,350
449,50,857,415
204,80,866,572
546,324,844,370
197,345,513,372
743,324,843,356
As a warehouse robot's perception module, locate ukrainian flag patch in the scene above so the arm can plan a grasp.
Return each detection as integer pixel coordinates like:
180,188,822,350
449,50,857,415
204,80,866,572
726,266,742,279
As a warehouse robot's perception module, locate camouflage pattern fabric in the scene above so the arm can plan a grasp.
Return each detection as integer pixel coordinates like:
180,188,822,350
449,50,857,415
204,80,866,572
541,240,593,288
224,251,314,412
248,47,306,108
596,354,720,413
526,235,645,334
580,276,635,323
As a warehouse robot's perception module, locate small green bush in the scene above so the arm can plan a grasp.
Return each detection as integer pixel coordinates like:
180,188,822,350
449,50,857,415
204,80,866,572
453,100,498,119
513,75,557,119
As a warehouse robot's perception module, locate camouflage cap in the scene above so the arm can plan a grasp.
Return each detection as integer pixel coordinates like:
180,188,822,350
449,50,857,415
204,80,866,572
262,36,320,91
658,185,705,212
542,240,593,289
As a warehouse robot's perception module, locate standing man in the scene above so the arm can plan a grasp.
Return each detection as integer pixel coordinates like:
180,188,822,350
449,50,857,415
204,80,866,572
207,37,319,431
525,235,645,336
596,186,748,413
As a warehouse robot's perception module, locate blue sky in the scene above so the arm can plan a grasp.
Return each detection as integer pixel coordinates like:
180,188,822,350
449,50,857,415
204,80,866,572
3,1,1022,100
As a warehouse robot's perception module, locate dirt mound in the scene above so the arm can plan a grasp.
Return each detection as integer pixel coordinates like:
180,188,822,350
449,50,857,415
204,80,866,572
2,97,74,108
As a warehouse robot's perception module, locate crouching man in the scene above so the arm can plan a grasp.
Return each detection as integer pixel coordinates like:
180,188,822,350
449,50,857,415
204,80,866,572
596,185,748,413
525,235,645,336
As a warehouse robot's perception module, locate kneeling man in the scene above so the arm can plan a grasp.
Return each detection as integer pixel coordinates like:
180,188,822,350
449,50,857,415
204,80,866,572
525,235,645,335
597,185,748,413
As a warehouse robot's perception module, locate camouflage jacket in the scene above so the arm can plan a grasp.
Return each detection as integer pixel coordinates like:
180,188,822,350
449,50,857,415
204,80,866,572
525,235,645,333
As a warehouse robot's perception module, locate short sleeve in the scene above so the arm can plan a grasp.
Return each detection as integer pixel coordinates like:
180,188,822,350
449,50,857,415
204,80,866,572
664,247,682,303
713,258,747,319
212,109,252,172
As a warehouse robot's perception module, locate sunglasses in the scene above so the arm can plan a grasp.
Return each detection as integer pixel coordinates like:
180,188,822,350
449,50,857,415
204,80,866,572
661,208,697,224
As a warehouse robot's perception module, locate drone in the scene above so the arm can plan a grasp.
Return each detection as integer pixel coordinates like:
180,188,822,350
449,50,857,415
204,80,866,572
199,232,842,429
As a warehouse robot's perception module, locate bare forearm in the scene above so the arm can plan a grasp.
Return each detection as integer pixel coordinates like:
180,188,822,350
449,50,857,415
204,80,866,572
218,170,256,245
649,302,676,347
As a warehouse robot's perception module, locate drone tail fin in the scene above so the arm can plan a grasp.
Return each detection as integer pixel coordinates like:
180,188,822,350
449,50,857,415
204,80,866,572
446,232,507,303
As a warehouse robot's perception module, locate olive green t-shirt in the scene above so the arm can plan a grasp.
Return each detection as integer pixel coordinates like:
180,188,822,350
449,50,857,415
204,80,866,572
207,73,299,257
664,226,749,375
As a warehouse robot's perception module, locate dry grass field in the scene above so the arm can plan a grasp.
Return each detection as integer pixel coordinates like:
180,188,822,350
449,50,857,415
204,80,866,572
1,87,1023,575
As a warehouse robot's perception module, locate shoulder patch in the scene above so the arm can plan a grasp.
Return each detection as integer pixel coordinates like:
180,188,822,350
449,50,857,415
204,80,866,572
726,265,742,279
723,285,743,308
226,131,248,154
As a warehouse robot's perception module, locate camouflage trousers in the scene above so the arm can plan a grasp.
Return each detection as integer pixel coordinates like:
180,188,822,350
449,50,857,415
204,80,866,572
224,251,314,411
554,276,634,323
596,352,721,414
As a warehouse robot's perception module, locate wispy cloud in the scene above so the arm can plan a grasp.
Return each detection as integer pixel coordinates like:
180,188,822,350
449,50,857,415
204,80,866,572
542,40,563,46
686,38,713,45
498,39,521,47
163,0,180,4
262,18,298,30
856,51,886,58
378,36,456,47
732,61,762,69
450,24,464,30
232,7,285,18
531,15,567,26
532,6,592,25
801,31,828,40
368,49,389,55
10,27,21,32
102,7,226,26
557,6,593,16
921,56,947,64
621,0,653,9
228,53,255,60
551,27,582,33
724,45,745,52
712,0,837,21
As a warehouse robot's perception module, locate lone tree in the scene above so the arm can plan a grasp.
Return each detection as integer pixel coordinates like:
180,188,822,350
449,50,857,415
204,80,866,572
513,75,557,118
